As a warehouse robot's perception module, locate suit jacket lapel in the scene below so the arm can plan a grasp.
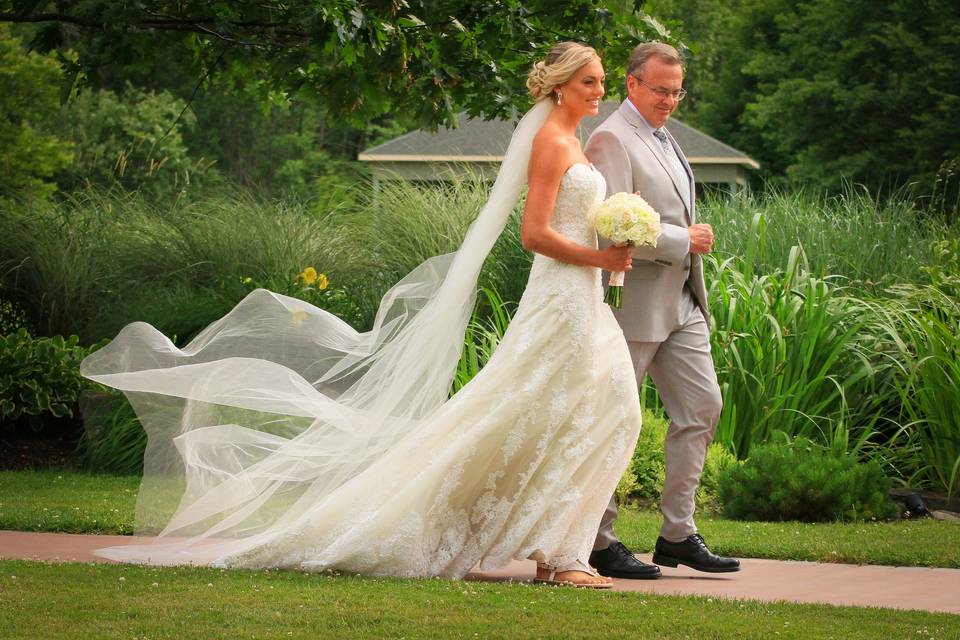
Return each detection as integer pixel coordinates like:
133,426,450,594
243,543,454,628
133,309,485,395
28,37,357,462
617,101,692,222
664,127,695,223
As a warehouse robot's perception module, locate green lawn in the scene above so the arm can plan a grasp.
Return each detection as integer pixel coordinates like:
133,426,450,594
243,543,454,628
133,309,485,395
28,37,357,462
0,470,137,534
616,509,960,568
0,559,957,639
2,470,959,568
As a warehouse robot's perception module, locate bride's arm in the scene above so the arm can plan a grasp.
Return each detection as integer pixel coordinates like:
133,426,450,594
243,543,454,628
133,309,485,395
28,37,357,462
521,133,633,272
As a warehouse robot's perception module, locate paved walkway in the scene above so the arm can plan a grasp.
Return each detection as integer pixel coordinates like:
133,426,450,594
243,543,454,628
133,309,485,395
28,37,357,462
2,530,959,615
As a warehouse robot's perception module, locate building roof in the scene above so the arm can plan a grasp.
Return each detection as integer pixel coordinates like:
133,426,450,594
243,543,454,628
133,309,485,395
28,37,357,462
359,100,758,169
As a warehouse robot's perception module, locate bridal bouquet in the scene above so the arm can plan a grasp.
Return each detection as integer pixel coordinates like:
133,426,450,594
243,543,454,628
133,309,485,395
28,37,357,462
592,192,661,308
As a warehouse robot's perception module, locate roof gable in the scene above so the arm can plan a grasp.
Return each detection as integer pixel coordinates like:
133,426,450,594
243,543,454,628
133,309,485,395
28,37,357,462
360,100,757,168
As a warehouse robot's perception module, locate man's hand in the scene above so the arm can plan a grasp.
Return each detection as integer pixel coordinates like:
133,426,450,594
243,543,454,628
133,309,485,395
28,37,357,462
688,223,714,254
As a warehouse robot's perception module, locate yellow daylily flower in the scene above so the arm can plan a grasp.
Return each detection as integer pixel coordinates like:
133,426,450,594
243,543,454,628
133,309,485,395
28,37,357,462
317,273,329,290
298,266,319,285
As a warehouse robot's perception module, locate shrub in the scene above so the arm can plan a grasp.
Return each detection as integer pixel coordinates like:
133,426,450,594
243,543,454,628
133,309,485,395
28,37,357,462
0,294,28,336
616,414,734,513
0,329,99,435
75,393,146,475
619,414,668,508
717,437,897,522
698,441,738,514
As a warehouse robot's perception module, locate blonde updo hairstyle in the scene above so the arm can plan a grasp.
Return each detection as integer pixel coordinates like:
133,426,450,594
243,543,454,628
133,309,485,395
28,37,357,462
526,42,599,102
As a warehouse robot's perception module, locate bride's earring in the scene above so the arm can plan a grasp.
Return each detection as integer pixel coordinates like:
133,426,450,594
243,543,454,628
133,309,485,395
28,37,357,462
556,91,563,106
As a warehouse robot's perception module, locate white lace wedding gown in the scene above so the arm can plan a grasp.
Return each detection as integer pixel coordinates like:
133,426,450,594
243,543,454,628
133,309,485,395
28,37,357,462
89,163,642,577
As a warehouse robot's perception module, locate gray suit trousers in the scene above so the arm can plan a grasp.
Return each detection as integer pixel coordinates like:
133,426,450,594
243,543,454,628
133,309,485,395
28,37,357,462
594,288,722,548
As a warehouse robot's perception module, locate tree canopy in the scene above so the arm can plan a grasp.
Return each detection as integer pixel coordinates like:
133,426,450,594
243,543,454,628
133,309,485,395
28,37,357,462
652,0,960,199
0,0,676,128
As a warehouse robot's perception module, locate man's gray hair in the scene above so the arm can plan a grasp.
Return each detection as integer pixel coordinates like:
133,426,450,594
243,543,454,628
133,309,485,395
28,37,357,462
626,42,683,78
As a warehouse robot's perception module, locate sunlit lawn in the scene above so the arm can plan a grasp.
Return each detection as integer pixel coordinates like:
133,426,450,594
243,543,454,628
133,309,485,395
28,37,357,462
0,559,957,639
3,470,959,568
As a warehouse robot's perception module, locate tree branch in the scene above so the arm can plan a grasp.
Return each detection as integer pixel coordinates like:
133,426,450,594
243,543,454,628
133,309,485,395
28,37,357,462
0,12,98,27
0,12,310,45
153,42,234,150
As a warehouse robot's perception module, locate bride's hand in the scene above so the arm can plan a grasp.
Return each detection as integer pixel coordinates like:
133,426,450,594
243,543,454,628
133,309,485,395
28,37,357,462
600,245,634,272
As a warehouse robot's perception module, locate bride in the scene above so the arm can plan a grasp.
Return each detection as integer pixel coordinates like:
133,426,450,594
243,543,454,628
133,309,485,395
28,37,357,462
81,42,641,589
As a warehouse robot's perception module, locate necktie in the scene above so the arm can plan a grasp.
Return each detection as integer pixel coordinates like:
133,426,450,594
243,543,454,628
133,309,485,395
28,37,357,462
652,128,691,211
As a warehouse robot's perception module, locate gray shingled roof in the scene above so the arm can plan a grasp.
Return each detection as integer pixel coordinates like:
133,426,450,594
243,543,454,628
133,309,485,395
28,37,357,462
360,100,757,168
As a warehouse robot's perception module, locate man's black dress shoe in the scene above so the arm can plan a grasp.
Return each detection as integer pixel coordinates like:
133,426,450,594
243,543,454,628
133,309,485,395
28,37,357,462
589,542,662,579
652,533,741,573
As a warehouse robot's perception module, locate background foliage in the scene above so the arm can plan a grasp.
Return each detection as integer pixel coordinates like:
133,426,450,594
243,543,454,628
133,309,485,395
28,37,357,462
0,24,72,204
648,0,960,209
0,1,958,517
717,437,897,522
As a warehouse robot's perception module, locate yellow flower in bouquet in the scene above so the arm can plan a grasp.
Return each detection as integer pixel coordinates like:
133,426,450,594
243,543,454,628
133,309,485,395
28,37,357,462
591,192,661,308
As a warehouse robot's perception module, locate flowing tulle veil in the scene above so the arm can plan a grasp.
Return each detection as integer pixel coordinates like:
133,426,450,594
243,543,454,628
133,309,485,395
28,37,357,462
81,98,555,564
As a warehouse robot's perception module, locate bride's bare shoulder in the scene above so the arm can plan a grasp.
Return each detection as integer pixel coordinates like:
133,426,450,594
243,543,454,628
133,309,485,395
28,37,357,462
530,123,571,171
533,121,567,148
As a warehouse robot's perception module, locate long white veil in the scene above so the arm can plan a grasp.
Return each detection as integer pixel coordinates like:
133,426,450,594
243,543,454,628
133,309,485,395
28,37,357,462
80,98,554,563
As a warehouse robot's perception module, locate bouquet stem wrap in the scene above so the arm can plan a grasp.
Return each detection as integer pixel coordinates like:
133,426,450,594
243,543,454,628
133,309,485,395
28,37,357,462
604,250,628,308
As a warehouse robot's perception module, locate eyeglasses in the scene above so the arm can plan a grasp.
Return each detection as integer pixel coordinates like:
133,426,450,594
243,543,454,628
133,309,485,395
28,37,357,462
633,77,687,102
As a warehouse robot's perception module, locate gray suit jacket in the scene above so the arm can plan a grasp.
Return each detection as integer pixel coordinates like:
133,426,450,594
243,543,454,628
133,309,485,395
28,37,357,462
584,100,709,343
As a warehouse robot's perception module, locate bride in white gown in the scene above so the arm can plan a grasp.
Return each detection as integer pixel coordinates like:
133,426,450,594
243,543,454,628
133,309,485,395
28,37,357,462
81,42,641,588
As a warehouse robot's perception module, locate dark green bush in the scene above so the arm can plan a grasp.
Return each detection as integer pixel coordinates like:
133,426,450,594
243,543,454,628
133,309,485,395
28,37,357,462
616,414,734,513
0,295,28,336
75,393,146,475
717,437,897,522
56,84,219,200
0,329,98,434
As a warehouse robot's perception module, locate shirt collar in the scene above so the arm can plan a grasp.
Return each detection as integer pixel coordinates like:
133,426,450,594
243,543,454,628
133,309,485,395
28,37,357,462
625,99,659,134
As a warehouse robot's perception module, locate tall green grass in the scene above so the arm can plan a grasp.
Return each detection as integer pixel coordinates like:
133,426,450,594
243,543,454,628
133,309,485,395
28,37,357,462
2,182,958,493
704,187,954,286
452,288,514,394
877,284,960,495
706,244,960,494
334,175,531,324
0,189,348,341
0,178,530,342
74,394,145,475
707,248,887,458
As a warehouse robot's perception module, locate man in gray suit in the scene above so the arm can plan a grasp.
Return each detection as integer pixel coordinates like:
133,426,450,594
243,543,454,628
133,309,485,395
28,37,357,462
585,42,740,578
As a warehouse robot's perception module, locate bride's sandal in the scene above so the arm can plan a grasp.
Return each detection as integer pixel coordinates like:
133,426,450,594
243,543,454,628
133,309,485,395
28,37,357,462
534,560,613,589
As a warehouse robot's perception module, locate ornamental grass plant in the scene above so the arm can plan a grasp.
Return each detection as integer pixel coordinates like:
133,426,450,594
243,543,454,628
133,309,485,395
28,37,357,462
1,181,957,498
704,186,953,287
706,247,888,459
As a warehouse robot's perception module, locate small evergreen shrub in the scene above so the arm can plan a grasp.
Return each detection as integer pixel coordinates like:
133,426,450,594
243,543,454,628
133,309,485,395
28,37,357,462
698,440,738,513
0,296,28,336
717,437,897,522
617,414,667,508
0,329,98,434
617,413,733,513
